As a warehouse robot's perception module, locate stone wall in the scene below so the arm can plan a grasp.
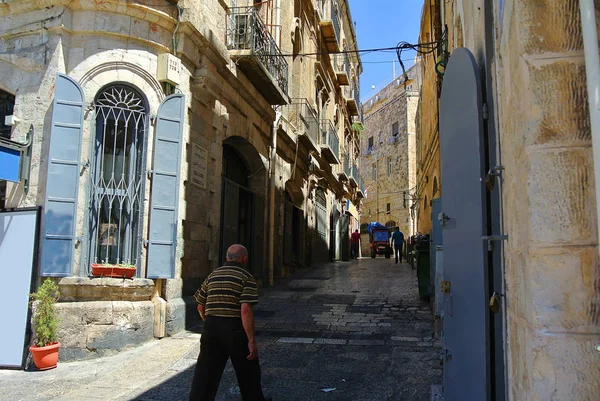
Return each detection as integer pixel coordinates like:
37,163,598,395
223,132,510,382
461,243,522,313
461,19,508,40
359,65,419,236
495,1,600,399
416,0,600,399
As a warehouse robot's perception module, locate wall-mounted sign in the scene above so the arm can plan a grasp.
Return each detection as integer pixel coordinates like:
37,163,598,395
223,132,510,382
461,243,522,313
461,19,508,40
190,141,208,189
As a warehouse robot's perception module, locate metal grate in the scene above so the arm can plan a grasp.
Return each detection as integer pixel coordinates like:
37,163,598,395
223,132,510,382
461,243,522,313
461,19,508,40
89,85,148,269
227,6,289,95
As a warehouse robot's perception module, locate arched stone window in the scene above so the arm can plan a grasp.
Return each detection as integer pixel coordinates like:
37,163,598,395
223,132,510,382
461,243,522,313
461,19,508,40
89,84,149,267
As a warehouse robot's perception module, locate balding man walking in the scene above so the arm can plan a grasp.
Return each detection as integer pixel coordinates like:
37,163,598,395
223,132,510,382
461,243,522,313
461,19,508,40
189,244,271,401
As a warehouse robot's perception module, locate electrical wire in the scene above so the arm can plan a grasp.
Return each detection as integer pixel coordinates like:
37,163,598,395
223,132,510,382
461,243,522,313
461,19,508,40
395,27,448,83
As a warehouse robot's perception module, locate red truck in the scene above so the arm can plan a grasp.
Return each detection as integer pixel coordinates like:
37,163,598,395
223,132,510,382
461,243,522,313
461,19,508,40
368,222,392,259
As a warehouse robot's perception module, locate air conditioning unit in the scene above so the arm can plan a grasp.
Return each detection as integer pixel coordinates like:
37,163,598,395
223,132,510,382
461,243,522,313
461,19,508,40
230,14,252,49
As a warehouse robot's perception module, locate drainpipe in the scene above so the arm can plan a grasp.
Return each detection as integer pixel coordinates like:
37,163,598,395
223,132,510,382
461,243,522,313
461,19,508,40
268,111,281,286
580,0,600,248
275,0,281,47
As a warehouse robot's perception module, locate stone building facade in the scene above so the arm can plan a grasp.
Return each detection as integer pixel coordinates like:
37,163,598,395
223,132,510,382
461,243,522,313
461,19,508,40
0,0,362,361
417,0,600,400
359,65,419,253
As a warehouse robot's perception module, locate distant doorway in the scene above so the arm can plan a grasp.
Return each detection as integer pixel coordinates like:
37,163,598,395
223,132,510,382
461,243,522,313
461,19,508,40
220,140,265,278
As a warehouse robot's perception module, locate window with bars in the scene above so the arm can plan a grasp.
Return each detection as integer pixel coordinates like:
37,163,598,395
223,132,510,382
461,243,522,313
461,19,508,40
388,156,393,176
392,121,399,137
89,85,149,267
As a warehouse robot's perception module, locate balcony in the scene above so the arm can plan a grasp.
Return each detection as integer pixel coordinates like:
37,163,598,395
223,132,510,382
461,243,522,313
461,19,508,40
319,120,340,164
334,53,350,85
349,164,359,187
339,154,350,181
357,177,365,198
345,84,360,116
318,0,341,53
227,7,289,105
282,99,319,151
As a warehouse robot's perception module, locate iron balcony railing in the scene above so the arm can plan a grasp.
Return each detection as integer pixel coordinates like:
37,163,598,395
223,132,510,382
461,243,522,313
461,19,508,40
353,82,360,106
351,164,359,182
344,154,351,177
330,0,341,44
320,120,340,160
282,98,319,144
335,53,350,76
227,6,289,95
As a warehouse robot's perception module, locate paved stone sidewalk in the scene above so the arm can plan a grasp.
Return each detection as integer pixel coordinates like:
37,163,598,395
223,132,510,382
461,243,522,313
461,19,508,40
0,258,442,401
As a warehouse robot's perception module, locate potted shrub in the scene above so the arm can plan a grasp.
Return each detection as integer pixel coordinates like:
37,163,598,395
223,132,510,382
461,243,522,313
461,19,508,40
29,278,60,370
90,261,136,279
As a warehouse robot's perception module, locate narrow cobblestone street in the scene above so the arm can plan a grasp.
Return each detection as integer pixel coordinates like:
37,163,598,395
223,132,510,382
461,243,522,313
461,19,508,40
0,258,442,401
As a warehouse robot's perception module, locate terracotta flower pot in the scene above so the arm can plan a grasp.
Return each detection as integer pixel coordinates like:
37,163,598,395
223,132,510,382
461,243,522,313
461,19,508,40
29,342,60,370
90,264,136,278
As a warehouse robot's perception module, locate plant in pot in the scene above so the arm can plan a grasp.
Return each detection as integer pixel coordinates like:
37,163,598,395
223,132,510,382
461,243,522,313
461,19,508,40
90,261,136,279
29,278,60,370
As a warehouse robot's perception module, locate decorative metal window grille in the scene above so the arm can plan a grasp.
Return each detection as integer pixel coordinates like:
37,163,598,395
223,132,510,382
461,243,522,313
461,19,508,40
89,85,148,270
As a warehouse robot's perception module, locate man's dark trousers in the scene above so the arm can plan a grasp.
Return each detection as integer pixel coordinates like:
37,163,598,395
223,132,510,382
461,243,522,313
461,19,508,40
395,246,403,263
189,316,266,401
351,243,359,259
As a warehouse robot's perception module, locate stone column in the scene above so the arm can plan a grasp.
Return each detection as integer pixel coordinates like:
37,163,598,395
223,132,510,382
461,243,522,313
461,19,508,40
498,1,600,399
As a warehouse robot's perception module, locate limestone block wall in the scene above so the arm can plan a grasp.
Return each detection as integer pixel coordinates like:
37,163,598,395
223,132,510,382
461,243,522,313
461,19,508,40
359,70,419,235
494,1,600,399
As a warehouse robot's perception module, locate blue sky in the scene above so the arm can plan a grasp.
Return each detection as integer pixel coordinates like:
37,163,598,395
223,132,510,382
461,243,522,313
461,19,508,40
348,0,424,100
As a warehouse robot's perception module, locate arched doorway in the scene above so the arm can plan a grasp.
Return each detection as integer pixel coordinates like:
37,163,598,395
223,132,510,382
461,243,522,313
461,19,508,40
220,137,266,279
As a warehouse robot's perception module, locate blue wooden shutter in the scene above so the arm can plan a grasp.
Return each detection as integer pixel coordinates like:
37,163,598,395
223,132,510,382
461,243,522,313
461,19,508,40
146,94,185,278
41,74,85,276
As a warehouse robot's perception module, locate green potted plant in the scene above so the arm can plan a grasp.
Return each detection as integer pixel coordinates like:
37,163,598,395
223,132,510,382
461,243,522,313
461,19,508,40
29,278,60,370
90,261,136,279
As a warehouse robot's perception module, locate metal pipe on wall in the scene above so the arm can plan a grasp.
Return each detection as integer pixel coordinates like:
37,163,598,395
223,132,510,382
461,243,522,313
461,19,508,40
268,112,280,286
580,0,600,252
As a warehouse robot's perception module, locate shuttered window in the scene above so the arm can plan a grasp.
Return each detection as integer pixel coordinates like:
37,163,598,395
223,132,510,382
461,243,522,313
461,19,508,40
146,94,185,278
41,74,85,276
315,188,327,241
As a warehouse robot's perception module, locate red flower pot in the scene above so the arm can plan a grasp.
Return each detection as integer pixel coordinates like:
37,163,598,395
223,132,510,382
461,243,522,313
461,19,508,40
90,264,136,279
29,342,60,370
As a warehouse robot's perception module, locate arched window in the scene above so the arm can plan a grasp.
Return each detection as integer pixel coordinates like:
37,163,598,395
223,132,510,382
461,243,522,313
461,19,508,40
385,221,397,229
89,84,149,267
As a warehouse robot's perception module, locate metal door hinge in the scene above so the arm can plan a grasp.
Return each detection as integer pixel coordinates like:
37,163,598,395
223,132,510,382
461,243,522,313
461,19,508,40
438,212,450,226
482,103,489,120
484,165,504,191
482,234,508,251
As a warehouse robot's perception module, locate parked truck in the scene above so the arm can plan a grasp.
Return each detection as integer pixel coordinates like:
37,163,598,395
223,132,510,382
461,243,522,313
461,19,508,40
367,222,392,258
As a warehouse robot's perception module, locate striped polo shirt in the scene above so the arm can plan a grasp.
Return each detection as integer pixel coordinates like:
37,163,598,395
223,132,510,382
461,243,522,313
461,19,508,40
194,261,259,318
